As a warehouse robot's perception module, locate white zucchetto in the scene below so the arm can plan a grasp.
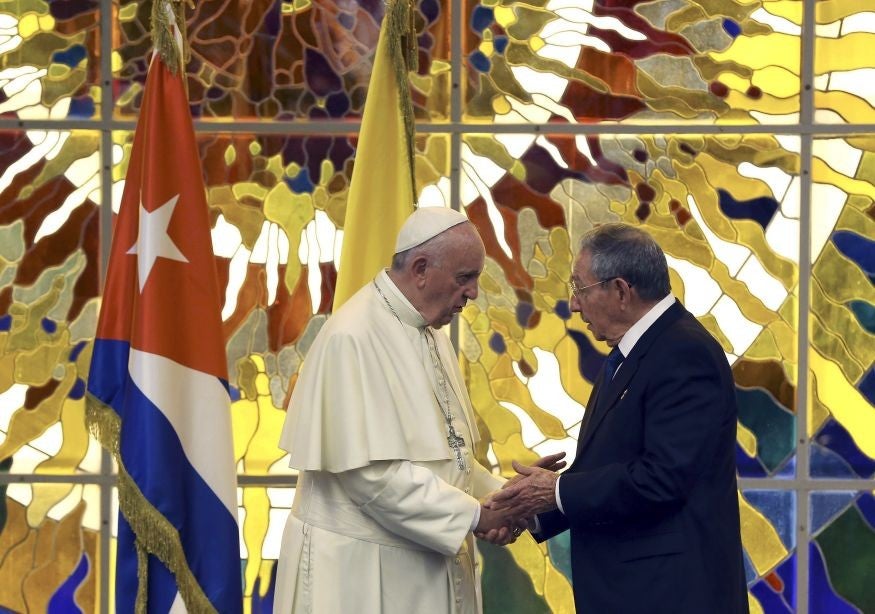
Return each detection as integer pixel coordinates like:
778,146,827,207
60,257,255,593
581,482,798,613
394,207,469,254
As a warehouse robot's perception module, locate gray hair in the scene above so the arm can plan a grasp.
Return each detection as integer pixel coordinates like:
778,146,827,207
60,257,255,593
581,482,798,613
579,223,670,301
391,223,466,271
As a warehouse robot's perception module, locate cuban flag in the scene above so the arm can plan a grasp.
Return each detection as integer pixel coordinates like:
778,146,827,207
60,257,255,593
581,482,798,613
86,53,242,613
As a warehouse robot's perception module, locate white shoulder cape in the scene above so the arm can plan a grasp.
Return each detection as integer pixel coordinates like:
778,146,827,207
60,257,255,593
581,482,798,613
279,276,481,473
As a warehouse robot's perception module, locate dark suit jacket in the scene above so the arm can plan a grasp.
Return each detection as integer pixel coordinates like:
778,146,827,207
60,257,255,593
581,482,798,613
537,301,748,614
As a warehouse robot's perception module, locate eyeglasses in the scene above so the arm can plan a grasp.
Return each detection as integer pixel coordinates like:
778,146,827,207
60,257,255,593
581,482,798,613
568,276,621,297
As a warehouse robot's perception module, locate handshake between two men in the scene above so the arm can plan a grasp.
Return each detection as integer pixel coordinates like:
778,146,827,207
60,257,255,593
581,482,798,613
474,451,567,545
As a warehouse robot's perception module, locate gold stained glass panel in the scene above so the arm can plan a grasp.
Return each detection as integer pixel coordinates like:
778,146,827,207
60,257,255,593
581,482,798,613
460,131,799,475
461,0,802,124
0,0,100,119
0,484,101,612
0,129,102,476
814,5,875,124
234,485,294,610
740,489,796,611
808,136,875,478
458,131,799,609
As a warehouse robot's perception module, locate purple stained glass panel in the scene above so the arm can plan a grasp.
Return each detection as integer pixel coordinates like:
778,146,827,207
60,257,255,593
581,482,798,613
112,0,450,121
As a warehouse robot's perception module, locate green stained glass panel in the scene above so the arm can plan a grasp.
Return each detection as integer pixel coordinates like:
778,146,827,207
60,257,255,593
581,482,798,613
814,5,875,124
810,491,875,613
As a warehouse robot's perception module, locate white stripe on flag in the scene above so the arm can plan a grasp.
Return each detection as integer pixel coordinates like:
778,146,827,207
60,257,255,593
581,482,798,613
128,349,237,517
169,592,187,613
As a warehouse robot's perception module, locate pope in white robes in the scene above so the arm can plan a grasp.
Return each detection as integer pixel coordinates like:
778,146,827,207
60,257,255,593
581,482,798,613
274,208,516,614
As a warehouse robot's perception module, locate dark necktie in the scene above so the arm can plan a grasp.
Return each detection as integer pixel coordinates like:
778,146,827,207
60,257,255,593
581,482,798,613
578,346,625,447
603,347,624,382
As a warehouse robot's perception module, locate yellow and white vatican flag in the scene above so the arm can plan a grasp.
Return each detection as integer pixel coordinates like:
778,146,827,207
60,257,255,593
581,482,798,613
332,0,419,309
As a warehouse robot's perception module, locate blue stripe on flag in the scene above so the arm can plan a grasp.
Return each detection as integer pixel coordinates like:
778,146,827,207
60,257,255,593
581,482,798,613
121,361,241,608
90,339,241,610
148,551,186,611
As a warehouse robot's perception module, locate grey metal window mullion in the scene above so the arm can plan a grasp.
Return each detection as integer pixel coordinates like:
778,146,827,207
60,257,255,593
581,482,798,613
0,474,114,484
449,0,463,354
236,475,300,486
99,2,115,611
99,458,112,614
795,0,817,610
738,478,875,491
10,118,875,136
8,2,874,611
0,474,294,486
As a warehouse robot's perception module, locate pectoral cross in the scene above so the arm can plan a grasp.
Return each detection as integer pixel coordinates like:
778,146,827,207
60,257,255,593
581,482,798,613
447,423,466,470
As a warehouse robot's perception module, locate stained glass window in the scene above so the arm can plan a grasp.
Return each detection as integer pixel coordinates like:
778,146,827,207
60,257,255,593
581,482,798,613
1,0,872,611
112,0,451,121
744,489,797,612
459,132,800,491
0,1,100,120
462,0,803,124
814,5,875,124
0,128,102,478
809,137,875,483
809,491,875,613
0,484,101,611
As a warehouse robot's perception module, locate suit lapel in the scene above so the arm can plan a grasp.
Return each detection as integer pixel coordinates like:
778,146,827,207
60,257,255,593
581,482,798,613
575,302,688,455
575,356,639,457
574,370,609,456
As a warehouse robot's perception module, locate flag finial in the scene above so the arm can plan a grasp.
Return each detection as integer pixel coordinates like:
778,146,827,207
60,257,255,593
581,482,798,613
385,0,419,205
152,0,190,74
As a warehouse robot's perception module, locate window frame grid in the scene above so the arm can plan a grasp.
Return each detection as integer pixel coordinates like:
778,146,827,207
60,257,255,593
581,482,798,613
1,0,872,611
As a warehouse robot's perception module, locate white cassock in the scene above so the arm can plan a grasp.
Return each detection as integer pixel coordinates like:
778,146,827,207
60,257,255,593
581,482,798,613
274,270,504,614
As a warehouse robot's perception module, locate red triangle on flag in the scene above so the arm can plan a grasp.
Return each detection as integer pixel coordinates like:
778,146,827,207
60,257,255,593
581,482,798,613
97,57,227,381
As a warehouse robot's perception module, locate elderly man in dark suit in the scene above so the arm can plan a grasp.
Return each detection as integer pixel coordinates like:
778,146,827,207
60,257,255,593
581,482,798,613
491,223,749,613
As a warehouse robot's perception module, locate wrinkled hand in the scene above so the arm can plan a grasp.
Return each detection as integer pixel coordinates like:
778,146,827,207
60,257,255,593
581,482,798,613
490,460,560,518
474,500,528,546
501,452,566,490
476,518,529,546
475,453,566,545
534,451,567,472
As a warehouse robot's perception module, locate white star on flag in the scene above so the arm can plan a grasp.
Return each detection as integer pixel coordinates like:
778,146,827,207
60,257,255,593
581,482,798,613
127,193,189,291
